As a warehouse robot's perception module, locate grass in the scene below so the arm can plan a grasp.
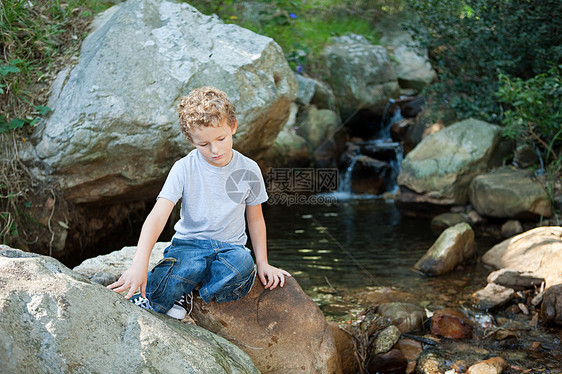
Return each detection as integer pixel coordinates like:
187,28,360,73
0,0,114,129
185,0,405,73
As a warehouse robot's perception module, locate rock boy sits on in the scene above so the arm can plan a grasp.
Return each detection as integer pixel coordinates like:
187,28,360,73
108,86,290,319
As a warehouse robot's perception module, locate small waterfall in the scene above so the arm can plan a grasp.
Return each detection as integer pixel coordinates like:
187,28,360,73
336,99,407,197
337,154,361,196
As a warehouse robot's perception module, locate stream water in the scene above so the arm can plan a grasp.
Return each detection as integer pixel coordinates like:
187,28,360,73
262,194,562,372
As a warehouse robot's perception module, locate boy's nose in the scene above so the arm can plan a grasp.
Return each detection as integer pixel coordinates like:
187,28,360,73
210,142,219,154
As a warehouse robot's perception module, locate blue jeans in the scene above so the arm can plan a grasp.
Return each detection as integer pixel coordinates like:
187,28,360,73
146,238,256,313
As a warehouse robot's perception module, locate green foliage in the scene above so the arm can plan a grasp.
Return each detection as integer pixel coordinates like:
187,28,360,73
406,0,562,124
497,66,562,164
185,0,400,73
0,0,113,130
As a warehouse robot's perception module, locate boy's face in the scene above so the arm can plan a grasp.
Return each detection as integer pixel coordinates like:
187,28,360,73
191,120,237,167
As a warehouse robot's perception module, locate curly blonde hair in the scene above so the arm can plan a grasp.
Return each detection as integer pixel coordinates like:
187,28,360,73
176,86,237,142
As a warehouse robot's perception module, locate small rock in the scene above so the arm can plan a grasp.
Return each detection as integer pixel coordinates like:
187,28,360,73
430,212,470,235
430,308,473,339
540,283,562,325
501,219,523,238
377,302,426,333
373,325,401,354
413,223,475,276
415,348,445,374
367,349,408,374
467,356,509,374
396,338,422,374
472,283,515,311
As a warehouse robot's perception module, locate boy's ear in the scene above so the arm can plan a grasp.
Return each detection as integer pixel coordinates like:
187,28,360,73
232,119,238,135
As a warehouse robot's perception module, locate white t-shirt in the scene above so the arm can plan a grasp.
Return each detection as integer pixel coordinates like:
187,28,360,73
158,149,268,245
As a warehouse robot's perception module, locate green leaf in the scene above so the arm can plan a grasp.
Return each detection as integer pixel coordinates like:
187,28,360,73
35,105,52,116
0,64,21,76
8,118,25,130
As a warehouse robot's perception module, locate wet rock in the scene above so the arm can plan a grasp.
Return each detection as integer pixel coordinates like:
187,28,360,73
485,329,519,348
472,283,515,311
352,286,419,306
377,302,426,333
467,356,509,374
486,269,544,291
0,247,259,373
415,348,446,374
541,284,562,326
367,349,408,374
482,226,562,288
328,322,359,374
430,308,473,339
396,338,423,374
373,325,402,354
413,223,475,276
190,276,343,374
430,212,470,235
501,219,523,238
350,155,393,194
469,168,552,219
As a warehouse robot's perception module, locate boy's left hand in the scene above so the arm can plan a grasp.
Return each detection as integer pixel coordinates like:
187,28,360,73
257,262,291,290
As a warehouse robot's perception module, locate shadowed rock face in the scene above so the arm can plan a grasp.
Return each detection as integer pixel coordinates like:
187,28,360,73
31,0,297,205
0,246,259,373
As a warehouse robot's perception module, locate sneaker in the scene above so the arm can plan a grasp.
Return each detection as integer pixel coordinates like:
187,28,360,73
166,292,193,320
129,294,153,311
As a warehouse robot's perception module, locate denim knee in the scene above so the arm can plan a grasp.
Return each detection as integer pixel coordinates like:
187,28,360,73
146,240,208,313
199,245,256,303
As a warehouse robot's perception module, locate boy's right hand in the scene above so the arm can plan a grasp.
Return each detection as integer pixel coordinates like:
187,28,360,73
107,264,148,299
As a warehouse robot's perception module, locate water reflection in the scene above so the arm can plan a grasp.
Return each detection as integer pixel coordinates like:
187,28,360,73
263,197,439,291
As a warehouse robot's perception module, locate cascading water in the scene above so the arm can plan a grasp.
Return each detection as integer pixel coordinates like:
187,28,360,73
336,99,407,197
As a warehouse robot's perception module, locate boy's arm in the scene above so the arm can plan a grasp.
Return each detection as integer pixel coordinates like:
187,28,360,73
107,197,175,299
246,203,290,290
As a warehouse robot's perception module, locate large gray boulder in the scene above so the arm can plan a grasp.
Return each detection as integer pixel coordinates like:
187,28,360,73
320,34,399,118
31,0,297,204
468,168,552,219
397,118,511,205
0,246,259,374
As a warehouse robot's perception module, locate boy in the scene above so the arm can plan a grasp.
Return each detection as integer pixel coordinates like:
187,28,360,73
108,87,290,319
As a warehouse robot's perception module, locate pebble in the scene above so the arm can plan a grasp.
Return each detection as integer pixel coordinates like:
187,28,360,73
467,356,509,374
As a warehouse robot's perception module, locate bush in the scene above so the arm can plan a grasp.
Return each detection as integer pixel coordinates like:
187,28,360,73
406,0,562,124
497,65,562,166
